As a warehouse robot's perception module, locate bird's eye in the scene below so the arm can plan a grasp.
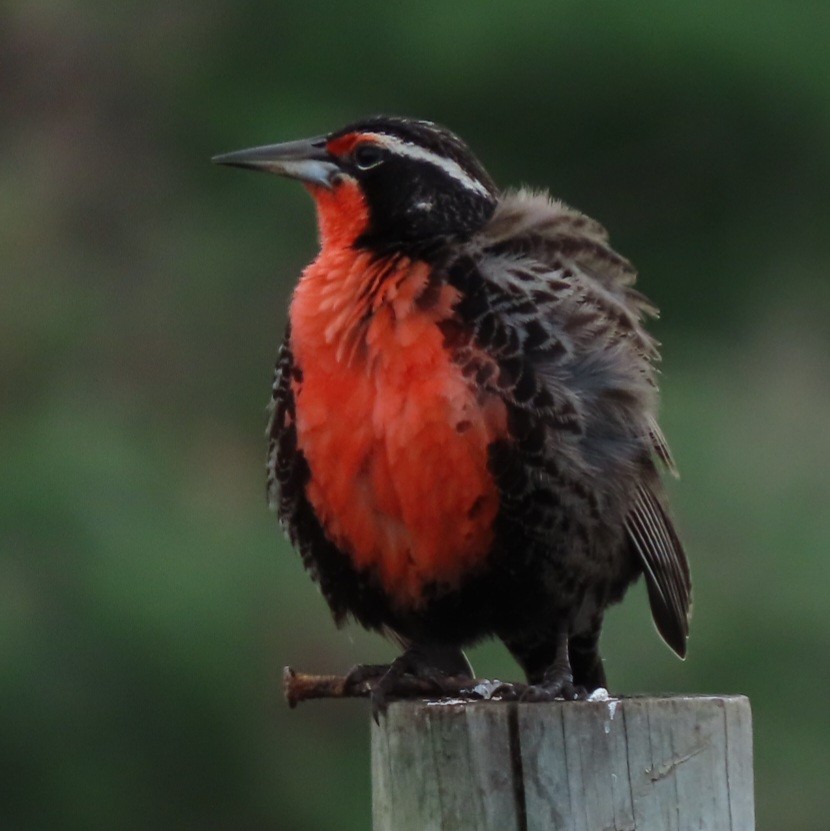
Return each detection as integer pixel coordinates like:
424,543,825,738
353,143,384,170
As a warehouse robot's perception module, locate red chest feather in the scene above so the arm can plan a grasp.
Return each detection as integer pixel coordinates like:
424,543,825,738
289,242,507,608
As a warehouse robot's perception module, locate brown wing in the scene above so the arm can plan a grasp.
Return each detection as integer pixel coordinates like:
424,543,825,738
455,190,691,652
625,482,691,656
266,325,299,526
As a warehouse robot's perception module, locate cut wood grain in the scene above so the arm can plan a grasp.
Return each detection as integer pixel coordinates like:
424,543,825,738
371,695,754,831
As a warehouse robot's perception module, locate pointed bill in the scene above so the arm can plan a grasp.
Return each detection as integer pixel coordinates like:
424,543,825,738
212,137,340,188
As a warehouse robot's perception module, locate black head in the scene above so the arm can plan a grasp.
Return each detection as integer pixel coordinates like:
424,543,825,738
327,117,498,254
214,116,499,257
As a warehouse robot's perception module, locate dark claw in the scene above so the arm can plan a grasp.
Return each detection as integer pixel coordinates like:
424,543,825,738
361,644,475,720
369,663,465,721
487,681,522,701
369,668,434,722
369,658,412,723
520,655,589,701
370,683,390,723
520,679,589,702
344,663,391,692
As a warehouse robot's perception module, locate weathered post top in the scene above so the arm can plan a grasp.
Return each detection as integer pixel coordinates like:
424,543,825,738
372,695,754,831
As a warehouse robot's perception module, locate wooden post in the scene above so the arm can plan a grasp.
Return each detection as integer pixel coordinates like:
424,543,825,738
372,695,754,831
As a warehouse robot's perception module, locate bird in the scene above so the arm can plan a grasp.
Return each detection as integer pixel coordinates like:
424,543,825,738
213,116,691,709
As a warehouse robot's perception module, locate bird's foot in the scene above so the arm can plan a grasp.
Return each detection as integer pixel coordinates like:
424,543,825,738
370,664,440,722
520,667,588,702
343,663,391,693
485,681,523,701
369,654,467,722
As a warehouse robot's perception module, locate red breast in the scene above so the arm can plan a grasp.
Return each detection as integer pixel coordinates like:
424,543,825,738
289,181,506,608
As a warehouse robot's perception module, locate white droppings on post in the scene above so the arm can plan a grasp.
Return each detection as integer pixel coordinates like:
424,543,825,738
587,687,610,702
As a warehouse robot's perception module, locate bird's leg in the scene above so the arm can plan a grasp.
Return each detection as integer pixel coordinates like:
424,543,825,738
531,629,584,701
569,622,607,692
369,644,473,720
526,625,587,701
506,623,589,702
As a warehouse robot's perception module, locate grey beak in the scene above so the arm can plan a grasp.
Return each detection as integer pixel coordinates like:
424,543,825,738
212,136,340,188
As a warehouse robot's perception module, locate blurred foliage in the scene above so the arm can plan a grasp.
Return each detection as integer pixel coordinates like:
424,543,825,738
2,1,829,828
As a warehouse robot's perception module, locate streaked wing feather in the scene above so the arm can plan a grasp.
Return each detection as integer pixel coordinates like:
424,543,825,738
647,413,679,477
267,327,298,523
625,483,691,656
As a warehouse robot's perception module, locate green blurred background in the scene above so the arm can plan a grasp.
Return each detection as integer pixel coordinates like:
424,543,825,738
3,1,828,828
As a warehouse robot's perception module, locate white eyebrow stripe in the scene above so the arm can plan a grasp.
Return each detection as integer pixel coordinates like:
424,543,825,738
374,134,492,198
